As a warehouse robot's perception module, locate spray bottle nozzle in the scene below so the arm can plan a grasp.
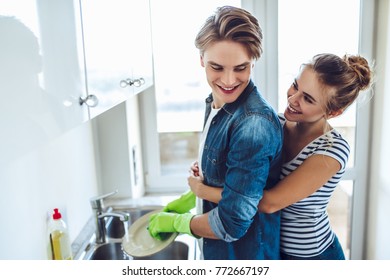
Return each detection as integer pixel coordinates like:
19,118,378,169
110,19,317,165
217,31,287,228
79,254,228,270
52,208,62,220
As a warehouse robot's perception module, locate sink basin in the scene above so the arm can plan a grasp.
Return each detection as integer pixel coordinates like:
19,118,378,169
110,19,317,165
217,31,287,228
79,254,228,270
86,241,189,260
74,205,199,260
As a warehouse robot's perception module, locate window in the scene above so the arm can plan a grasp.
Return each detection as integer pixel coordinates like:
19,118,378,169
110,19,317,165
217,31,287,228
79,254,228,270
277,0,361,259
258,0,373,259
141,0,241,192
278,0,360,168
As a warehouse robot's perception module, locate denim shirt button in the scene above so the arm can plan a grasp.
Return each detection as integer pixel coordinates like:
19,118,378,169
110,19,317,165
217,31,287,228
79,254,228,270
204,145,208,149
212,159,216,164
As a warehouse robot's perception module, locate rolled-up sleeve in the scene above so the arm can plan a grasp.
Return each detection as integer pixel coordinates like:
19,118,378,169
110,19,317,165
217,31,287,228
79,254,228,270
208,207,238,242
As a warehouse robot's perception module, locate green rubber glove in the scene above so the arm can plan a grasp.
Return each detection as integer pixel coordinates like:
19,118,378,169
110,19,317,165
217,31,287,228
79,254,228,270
163,190,196,214
148,212,194,241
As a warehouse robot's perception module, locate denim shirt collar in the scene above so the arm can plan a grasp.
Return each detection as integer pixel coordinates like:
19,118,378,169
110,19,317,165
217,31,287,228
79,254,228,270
205,80,256,116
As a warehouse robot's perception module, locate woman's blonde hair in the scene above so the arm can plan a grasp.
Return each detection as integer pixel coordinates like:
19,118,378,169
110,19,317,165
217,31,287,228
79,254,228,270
305,53,373,115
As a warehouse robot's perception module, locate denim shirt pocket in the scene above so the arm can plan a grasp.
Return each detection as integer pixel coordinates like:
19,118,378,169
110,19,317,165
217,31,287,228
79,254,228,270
202,146,227,186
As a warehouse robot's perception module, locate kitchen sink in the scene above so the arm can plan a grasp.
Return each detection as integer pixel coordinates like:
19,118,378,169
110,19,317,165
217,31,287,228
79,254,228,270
85,240,190,260
74,205,199,260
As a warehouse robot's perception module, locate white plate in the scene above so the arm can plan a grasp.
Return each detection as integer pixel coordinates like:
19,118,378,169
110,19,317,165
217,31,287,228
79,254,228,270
122,208,179,257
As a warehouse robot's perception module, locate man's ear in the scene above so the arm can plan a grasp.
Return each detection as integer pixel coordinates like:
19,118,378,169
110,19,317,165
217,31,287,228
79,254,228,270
200,55,205,67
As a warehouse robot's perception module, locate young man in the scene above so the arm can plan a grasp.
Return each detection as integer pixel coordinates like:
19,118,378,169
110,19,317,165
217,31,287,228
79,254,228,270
148,6,283,260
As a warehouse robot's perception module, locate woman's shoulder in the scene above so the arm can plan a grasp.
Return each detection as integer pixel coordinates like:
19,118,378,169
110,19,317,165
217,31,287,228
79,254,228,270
326,129,350,147
311,129,350,168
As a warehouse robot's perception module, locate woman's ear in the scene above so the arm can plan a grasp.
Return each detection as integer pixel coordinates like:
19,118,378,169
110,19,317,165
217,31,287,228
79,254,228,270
328,109,343,119
200,55,205,67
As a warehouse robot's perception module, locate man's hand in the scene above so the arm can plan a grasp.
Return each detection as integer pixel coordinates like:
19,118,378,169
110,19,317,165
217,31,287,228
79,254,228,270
148,212,194,240
163,190,196,213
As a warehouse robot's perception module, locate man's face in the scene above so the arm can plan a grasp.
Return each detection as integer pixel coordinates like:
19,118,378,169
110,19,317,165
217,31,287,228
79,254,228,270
201,40,254,109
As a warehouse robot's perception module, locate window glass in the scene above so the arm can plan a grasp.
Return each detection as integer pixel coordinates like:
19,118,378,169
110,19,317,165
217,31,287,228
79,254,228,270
150,0,241,175
278,0,360,168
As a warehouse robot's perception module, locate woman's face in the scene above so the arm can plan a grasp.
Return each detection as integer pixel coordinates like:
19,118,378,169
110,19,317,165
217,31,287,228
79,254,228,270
284,67,328,124
200,40,254,109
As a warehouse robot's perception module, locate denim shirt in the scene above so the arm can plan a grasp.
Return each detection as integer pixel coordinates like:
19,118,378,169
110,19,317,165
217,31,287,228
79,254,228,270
201,80,283,259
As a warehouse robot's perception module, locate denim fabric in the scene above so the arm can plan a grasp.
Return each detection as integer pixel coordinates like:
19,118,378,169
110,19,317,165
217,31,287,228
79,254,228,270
201,81,283,259
280,235,346,260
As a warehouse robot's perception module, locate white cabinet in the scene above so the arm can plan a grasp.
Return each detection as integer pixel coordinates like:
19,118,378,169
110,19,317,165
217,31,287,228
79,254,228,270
1,0,153,165
0,0,87,166
79,0,154,119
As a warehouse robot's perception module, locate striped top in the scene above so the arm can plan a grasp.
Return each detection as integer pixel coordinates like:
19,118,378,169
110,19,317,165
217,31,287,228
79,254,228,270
278,114,350,258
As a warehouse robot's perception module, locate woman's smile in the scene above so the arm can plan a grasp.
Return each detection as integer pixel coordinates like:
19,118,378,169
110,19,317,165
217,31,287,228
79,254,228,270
286,104,301,114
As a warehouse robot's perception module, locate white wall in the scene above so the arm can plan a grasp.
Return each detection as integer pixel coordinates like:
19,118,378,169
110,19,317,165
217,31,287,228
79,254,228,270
0,93,144,260
0,122,99,259
366,0,390,260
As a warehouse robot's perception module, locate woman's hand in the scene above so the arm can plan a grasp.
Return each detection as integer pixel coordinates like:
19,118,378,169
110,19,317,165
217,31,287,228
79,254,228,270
187,161,222,204
187,160,204,198
189,161,200,177
187,174,204,198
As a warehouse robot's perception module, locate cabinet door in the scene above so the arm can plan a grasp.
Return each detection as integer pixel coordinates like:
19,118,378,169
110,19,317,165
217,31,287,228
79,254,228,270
0,0,87,166
128,0,154,95
80,0,153,119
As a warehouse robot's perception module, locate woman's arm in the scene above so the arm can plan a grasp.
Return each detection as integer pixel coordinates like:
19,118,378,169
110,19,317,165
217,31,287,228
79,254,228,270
258,154,341,213
188,154,341,213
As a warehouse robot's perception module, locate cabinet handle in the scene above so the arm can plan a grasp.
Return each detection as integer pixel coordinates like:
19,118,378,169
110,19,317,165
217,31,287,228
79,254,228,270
119,78,145,88
79,94,99,107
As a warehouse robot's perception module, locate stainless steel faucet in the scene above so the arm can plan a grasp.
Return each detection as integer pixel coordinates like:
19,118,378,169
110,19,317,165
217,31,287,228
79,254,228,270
90,190,130,244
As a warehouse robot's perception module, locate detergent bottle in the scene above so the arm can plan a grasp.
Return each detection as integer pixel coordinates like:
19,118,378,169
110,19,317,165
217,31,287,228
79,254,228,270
48,208,72,260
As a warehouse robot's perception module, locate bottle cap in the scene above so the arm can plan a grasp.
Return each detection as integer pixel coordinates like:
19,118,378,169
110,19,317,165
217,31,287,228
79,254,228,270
53,208,62,220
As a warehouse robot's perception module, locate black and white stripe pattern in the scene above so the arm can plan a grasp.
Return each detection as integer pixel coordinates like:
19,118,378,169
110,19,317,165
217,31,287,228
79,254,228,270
278,114,350,257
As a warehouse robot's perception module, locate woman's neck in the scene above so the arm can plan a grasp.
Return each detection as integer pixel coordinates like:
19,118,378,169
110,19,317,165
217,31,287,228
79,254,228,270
291,117,331,139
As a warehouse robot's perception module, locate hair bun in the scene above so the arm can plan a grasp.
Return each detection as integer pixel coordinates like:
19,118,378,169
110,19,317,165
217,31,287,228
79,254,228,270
344,55,372,91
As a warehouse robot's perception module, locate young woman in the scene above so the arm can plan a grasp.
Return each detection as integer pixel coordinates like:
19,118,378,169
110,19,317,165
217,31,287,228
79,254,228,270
188,53,373,260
